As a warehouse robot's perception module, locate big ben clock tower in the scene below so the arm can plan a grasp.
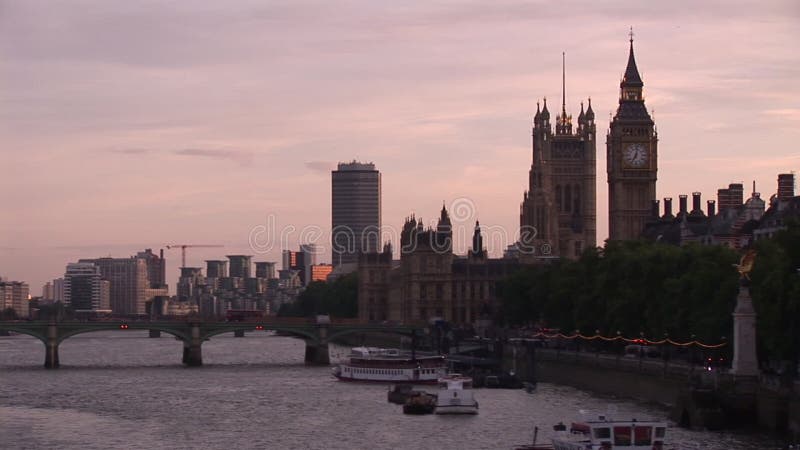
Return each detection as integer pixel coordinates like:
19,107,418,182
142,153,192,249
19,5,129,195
607,30,657,241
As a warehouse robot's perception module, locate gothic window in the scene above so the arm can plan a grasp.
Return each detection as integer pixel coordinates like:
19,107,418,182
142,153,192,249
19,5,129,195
564,185,572,213
555,185,562,212
420,284,427,301
574,184,581,213
436,283,443,300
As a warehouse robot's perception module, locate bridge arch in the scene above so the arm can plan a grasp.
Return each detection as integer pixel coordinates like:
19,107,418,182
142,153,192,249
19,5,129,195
326,327,417,344
0,326,47,345
200,326,318,344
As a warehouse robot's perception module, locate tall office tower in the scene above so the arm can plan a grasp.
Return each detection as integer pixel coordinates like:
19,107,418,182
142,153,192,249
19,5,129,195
607,33,659,241
520,54,596,259
0,280,29,318
227,255,252,278
80,257,148,315
331,161,381,269
206,260,229,278
64,262,103,310
255,262,276,279
136,248,166,288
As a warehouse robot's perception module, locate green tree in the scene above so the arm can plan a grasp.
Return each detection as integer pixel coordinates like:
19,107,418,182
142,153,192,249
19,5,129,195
750,220,800,371
278,273,359,318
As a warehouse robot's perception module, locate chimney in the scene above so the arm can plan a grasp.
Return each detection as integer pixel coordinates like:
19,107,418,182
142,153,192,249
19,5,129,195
679,195,688,216
778,173,795,200
692,192,702,214
718,188,730,212
663,197,673,219
651,200,660,219
707,200,716,217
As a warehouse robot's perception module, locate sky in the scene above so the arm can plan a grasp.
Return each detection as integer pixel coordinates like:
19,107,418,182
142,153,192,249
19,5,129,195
1,0,799,294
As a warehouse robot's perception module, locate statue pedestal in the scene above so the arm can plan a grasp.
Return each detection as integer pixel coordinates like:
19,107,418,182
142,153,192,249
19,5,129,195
730,285,759,377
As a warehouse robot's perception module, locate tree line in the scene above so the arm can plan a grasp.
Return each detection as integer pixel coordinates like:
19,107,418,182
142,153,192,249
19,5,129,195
498,221,800,371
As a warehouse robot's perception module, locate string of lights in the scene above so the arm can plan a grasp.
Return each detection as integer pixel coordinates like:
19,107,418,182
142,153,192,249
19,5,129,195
528,332,726,349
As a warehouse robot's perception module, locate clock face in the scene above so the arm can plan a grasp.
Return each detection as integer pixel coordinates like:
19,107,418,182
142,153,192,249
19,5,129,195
623,143,649,168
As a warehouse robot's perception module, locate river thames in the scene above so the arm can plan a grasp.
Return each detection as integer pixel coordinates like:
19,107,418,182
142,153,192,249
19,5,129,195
0,332,778,449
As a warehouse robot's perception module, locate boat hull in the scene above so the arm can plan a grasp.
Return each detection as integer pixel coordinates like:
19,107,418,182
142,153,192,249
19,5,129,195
434,404,479,415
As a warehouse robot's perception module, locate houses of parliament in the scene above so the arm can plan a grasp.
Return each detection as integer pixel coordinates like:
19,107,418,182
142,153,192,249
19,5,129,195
520,33,656,260
358,36,658,325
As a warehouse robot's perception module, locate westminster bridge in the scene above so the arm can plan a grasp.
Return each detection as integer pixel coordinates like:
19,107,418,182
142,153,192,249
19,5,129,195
0,318,422,368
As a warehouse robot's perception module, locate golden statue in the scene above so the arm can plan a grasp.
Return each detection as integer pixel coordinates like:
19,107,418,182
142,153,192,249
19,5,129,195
736,249,757,280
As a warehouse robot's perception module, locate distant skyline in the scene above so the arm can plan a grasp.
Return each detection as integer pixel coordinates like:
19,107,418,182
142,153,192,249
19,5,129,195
2,0,799,292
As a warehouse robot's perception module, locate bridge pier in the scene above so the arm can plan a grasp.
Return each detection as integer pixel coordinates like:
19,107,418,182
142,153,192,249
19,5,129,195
304,342,330,365
45,322,59,369
149,330,161,338
182,323,203,367
304,325,330,365
234,329,245,338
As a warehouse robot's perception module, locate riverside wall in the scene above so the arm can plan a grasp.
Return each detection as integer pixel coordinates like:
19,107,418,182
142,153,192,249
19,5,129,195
503,343,798,435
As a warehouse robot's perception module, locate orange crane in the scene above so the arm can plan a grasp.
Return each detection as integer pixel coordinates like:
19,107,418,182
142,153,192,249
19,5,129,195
165,244,224,268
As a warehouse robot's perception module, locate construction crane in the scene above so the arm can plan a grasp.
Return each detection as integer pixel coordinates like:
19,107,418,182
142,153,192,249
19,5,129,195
165,244,224,268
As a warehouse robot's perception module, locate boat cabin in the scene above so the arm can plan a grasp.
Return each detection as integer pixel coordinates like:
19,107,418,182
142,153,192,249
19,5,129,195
565,419,667,449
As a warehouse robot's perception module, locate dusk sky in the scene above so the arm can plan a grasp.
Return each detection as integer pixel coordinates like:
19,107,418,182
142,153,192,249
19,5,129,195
2,0,799,293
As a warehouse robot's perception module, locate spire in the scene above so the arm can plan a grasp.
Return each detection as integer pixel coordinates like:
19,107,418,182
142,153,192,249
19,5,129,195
541,97,550,119
622,27,643,87
585,97,594,120
578,101,585,122
561,52,567,118
439,202,450,225
555,53,572,136
471,220,484,257
534,101,541,121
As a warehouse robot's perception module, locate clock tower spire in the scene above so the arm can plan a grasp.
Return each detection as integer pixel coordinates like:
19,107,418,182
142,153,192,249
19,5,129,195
607,30,658,241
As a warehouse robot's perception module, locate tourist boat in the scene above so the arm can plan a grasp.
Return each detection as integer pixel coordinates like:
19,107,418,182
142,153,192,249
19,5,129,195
549,416,670,450
434,374,479,415
332,347,447,383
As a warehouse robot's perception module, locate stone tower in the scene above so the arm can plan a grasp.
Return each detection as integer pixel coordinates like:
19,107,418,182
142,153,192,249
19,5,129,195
607,32,658,241
520,53,596,259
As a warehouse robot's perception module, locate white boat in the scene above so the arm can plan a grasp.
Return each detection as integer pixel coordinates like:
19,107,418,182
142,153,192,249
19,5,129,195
332,347,446,384
434,374,479,415
549,416,669,450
